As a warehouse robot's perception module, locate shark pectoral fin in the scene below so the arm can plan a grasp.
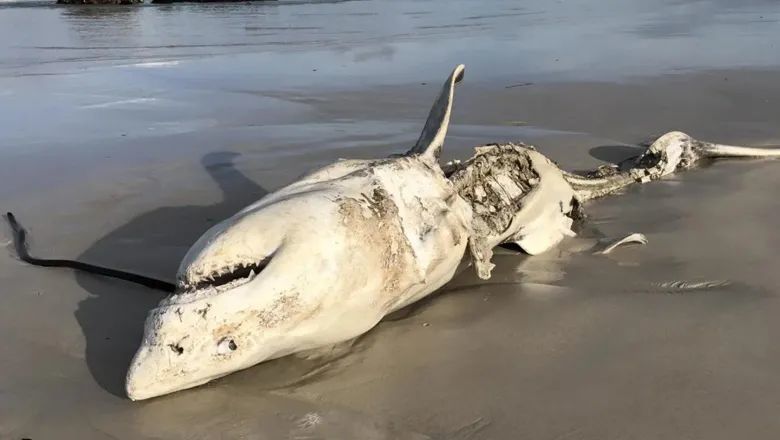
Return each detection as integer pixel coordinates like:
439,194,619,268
594,232,648,255
468,237,495,280
407,64,465,162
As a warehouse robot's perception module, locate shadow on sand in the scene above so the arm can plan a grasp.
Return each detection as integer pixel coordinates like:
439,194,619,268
73,151,267,397
588,144,645,164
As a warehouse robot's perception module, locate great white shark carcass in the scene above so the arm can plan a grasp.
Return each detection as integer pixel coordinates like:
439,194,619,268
5,65,778,400
123,64,780,400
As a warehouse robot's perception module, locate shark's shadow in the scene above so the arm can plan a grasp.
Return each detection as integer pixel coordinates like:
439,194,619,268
74,152,267,397
589,144,645,164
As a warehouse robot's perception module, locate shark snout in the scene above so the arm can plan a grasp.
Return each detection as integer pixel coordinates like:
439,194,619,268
126,345,165,401
125,340,226,401
125,346,161,401
125,292,270,400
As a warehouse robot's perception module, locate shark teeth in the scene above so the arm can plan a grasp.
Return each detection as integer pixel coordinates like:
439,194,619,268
178,259,272,294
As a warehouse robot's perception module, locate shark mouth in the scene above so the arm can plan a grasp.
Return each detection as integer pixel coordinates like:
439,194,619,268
179,259,272,293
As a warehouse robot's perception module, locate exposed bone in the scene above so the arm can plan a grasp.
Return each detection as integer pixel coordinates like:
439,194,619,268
564,131,780,201
448,143,580,278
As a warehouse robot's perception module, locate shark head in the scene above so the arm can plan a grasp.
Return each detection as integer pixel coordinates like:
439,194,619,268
125,65,470,400
125,207,293,400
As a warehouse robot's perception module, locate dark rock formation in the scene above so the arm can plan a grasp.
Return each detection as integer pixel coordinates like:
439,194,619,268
57,0,143,4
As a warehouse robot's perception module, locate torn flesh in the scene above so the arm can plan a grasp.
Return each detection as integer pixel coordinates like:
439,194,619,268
447,143,580,279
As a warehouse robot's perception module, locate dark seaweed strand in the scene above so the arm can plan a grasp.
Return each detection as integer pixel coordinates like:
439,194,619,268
5,212,175,293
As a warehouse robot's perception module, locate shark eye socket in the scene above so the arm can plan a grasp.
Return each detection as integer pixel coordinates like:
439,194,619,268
217,337,238,355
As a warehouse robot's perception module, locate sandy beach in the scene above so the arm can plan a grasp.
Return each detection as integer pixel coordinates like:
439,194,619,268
2,0,780,438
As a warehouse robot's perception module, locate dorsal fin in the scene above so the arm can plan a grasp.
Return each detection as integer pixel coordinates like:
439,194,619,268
406,64,465,161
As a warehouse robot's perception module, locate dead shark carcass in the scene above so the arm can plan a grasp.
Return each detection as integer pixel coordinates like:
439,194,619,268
123,64,780,400
3,63,777,399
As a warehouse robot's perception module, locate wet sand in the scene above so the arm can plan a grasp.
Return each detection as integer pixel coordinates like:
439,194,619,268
2,0,780,438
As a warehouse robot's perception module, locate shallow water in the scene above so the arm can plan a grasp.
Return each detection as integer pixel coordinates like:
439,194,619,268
2,0,780,79
1,0,780,151
1,0,780,439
